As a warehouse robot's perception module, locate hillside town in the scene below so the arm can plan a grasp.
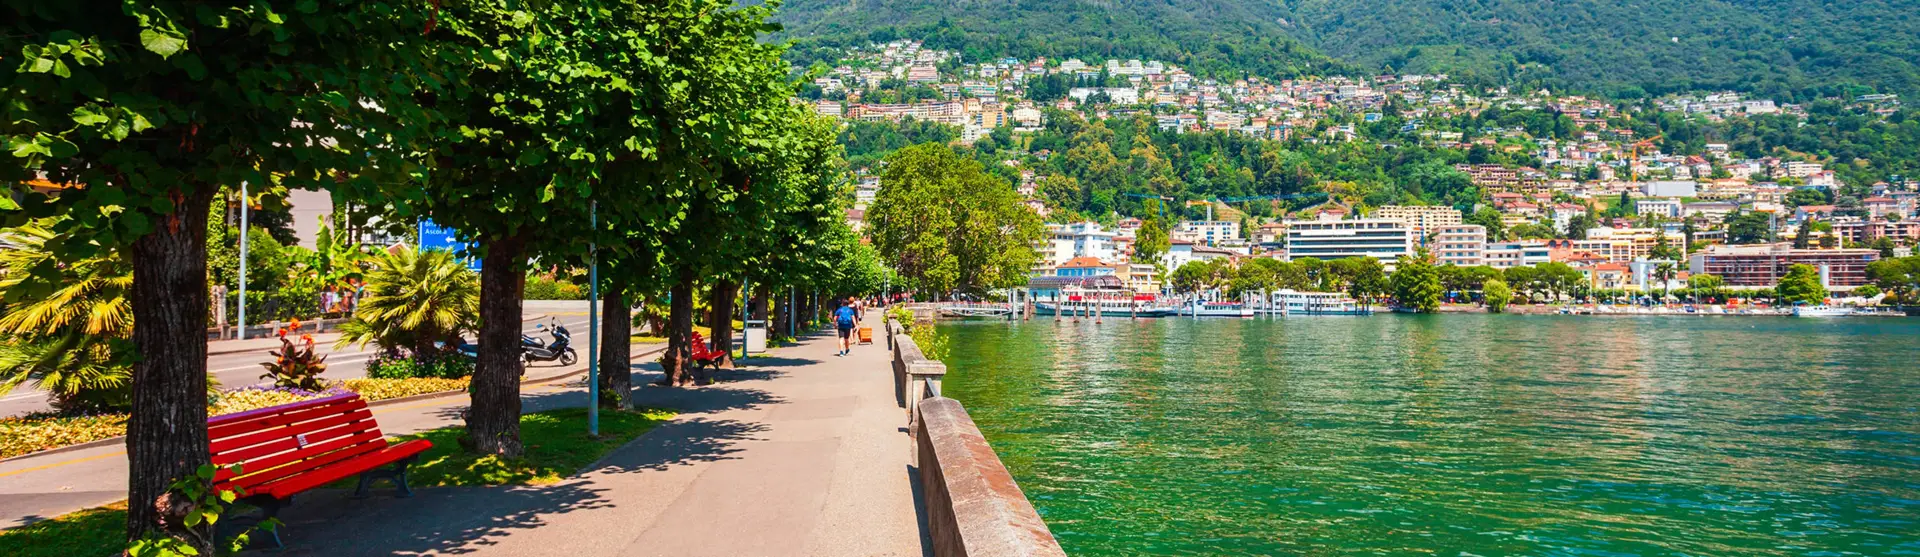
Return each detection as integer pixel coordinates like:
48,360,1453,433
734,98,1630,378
822,40,1918,299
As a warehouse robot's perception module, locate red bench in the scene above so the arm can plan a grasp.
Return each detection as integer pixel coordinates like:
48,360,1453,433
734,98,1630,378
688,332,726,369
208,393,431,548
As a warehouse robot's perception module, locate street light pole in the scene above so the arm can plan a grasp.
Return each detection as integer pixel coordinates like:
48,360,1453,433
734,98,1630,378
587,201,600,436
237,181,249,340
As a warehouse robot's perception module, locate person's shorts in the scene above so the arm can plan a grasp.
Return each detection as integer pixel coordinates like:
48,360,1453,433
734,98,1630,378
837,325,854,339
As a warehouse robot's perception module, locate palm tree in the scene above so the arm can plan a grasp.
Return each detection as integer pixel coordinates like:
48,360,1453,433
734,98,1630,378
0,221,136,413
338,245,480,356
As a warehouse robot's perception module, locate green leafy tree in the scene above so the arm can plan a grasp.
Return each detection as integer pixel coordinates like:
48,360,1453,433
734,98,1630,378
1465,208,1507,241
1133,218,1171,272
1483,279,1513,313
869,143,1044,298
1865,256,1920,303
2,3,436,544
1776,264,1829,305
1390,249,1443,312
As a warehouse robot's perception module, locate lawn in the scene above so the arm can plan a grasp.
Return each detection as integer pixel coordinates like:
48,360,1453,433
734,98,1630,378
380,406,675,487
0,407,673,556
0,502,125,557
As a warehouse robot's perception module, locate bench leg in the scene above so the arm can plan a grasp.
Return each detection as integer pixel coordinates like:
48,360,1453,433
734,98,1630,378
236,495,287,550
353,455,420,499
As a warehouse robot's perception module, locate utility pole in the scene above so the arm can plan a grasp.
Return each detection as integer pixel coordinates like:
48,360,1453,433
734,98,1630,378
237,181,249,340
740,277,751,358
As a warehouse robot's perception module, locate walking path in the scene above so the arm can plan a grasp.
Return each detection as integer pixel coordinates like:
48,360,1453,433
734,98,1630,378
262,327,926,556
0,342,656,529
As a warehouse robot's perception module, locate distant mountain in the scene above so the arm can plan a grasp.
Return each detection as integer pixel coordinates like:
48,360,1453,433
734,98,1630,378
770,0,1920,99
771,0,1344,81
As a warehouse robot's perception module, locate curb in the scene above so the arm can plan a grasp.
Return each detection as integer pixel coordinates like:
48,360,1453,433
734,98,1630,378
0,343,664,465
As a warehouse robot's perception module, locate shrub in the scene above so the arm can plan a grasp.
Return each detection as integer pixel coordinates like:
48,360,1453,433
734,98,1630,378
367,354,474,379
341,377,470,402
524,274,585,300
338,245,478,355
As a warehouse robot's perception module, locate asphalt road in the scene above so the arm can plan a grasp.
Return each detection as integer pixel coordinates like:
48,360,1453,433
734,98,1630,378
0,312,595,418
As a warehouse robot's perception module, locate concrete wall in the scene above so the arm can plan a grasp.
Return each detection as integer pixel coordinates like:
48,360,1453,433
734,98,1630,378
914,398,1067,557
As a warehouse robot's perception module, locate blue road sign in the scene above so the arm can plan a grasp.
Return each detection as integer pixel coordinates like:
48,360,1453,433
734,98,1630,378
418,219,483,273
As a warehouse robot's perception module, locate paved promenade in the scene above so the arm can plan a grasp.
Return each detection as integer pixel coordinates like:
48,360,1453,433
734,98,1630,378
258,328,925,556
0,341,650,529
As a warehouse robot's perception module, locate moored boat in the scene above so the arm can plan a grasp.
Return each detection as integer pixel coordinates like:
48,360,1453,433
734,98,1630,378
1265,289,1374,316
1792,304,1855,317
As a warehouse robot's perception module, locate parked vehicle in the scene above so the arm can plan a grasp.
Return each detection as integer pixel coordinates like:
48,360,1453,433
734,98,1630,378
521,319,578,366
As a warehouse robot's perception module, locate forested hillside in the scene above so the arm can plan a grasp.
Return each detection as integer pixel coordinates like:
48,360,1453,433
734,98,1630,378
772,0,1920,99
1275,0,1920,100
772,0,1342,81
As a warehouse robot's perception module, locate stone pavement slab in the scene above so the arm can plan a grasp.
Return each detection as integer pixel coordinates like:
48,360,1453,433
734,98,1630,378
261,326,927,556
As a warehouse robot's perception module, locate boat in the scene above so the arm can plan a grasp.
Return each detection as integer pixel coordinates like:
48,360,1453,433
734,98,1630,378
1181,300,1256,317
1264,289,1374,316
1792,303,1855,317
938,304,1013,318
1034,290,1177,317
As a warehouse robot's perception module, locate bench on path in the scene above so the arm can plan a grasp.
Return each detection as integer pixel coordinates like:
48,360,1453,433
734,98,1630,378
688,331,727,369
208,393,431,548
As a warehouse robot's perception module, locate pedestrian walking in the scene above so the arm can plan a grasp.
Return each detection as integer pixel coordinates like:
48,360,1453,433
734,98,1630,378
834,298,858,356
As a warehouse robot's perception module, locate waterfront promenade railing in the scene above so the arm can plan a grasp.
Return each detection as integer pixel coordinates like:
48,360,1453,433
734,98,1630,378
889,316,1067,557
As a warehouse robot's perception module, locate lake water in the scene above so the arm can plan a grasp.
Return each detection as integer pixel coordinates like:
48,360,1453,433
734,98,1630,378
938,314,1920,556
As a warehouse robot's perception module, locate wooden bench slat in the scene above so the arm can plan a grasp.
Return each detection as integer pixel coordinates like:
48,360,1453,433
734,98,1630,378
254,439,432,499
209,395,367,439
212,416,381,469
211,407,379,456
215,430,387,491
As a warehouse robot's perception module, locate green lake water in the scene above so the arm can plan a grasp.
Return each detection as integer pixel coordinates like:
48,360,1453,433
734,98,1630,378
938,314,1920,556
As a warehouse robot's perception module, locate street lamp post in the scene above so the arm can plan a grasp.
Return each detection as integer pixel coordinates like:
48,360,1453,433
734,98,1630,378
587,201,599,436
237,181,249,340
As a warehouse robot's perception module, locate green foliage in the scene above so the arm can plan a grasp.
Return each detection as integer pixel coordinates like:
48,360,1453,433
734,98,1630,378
258,328,328,391
524,274,586,301
1776,264,1829,305
868,144,1044,297
338,246,479,355
366,354,474,380
0,501,126,557
1865,256,1920,303
1483,279,1512,313
778,1,1342,83
0,220,132,413
1390,250,1442,312
125,464,276,556
839,119,960,168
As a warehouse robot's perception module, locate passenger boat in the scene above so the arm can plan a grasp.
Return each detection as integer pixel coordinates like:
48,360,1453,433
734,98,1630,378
1034,293,1177,317
1181,300,1256,317
1265,289,1373,316
1791,303,1855,317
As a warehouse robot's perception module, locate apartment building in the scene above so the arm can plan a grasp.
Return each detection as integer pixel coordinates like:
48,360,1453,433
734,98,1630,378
1373,205,1464,239
1687,244,1880,288
1582,227,1684,263
1284,218,1415,271
1037,222,1120,267
1432,224,1487,267
1174,220,1241,245
1483,241,1552,269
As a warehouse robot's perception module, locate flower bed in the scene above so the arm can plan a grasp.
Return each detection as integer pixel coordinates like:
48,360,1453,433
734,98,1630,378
341,377,470,402
0,413,130,459
209,385,350,416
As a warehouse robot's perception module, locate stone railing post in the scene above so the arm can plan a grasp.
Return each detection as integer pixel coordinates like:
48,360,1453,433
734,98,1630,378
905,358,946,425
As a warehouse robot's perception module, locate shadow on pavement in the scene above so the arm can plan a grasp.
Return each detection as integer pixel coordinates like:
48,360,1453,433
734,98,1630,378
254,483,611,556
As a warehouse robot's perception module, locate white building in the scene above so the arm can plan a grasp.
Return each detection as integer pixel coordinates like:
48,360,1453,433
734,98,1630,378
1432,224,1487,267
1483,241,1552,269
1174,220,1240,245
1636,198,1682,218
1038,222,1120,267
1373,205,1463,239
1284,218,1415,271
1642,180,1698,197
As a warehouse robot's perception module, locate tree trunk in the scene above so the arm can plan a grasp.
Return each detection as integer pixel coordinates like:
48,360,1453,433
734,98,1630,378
598,278,631,409
662,271,696,386
708,280,738,369
772,290,789,341
126,188,216,550
466,234,526,458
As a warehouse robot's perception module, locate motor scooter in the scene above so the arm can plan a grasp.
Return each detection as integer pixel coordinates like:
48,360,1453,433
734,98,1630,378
521,318,578,366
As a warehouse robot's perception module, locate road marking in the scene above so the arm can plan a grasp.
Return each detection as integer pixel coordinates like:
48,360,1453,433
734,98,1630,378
0,450,124,479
